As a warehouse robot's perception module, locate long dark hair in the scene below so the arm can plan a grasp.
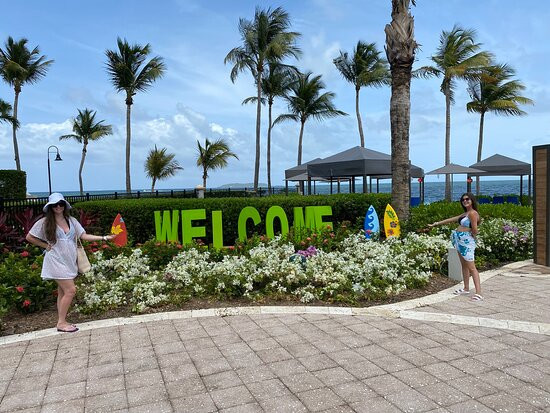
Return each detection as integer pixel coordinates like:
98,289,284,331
44,204,70,243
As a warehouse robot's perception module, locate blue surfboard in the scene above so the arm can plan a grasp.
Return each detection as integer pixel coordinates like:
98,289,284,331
364,205,380,239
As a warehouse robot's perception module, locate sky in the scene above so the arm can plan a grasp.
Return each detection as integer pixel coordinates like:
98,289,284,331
0,0,549,193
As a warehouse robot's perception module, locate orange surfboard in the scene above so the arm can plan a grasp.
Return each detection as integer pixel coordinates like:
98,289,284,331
111,214,128,246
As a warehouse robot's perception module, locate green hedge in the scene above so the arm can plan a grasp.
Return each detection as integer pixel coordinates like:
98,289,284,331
0,170,26,199
404,201,533,232
74,193,391,245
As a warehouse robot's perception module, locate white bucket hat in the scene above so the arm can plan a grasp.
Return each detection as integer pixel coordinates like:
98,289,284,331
43,192,72,213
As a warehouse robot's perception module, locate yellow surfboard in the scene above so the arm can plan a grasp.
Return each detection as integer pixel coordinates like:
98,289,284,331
384,204,401,238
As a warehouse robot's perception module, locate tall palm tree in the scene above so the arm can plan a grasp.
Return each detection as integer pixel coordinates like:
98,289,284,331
417,25,491,200
144,145,183,192
243,63,296,193
275,71,347,168
0,98,17,126
59,108,113,195
225,6,301,192
385,0,417,221
0,37,53,171
333,41,389,147
196,138,238,188
105,38,166,193
467,64,533,195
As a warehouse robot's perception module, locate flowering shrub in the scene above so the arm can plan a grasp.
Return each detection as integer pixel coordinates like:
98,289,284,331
475,218,532,265
74,232,449,313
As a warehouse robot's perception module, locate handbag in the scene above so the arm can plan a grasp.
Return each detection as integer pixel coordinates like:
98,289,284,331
76,238,91,274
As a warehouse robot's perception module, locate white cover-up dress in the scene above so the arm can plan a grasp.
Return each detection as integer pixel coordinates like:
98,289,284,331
29,217,86,280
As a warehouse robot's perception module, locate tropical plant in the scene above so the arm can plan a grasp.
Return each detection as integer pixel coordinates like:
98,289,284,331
275,71,347,167
105,38,166,193
333,41,389,147
467,64,533,194
243,63,296,193
59,108,113,194
144,145,183,192
384,0,417,221
417,25,492,200
0,98,17,127
196,138,238,188
225,6,301,192
0,37,53,171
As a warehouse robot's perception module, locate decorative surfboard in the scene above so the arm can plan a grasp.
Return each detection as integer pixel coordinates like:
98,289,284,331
384,204,401,238
110,213,128,247
363,205,380,239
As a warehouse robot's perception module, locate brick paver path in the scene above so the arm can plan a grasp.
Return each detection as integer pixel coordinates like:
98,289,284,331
1,262,549,412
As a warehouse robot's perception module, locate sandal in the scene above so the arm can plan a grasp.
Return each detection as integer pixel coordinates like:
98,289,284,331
57,325,79,333
471,294,484,301
453,288,471,295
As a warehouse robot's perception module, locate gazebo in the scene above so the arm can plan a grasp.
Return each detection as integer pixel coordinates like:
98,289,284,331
468,154,532,201
297,146,425,199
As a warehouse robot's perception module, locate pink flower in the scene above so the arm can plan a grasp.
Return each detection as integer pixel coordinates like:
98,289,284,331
20,251,30,258
176,244,183,249
22,299,31,308
228,246,235,250
101,244,110,249
15,286,24,293
155,242,161,247
306,237,311,241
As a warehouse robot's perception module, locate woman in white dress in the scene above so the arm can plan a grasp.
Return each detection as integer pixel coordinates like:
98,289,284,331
26,193,115,332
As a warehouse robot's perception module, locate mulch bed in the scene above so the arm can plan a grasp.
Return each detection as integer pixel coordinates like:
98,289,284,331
1,273,457,337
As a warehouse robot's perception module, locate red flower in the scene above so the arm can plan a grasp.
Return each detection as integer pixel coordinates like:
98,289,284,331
228,246,235,250
22,299,31,308
306,237,311,241
91,248,98,253
101,244,110,249
176,244,183,249
20,251,30,258
15,286,24,293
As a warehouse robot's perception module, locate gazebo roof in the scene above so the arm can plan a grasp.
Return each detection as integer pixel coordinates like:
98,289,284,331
284,158,323,179
305,146,424,178
469,154,531,176
426,163,485,175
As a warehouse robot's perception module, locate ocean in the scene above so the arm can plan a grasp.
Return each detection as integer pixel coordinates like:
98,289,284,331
30,179,529,204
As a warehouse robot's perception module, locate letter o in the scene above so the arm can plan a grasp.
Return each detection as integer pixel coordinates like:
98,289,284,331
265,206,289,239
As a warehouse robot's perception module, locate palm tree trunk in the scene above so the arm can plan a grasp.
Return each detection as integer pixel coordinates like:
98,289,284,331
390,66,412,221
267,102,273,194
12,88,21,171
79,143,87,195
151,177,156,193
126,100,132,193
297,120,306,194
475,111,485,196
203,166,208,188
254,72,262,192
444,83,452,201
356,87,365,147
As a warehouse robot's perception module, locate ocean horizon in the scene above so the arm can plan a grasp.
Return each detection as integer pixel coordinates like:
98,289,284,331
30,178,530,205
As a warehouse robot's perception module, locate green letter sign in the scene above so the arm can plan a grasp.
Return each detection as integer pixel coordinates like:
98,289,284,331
238,206,261,241
181,209,206,245
265,206,289,238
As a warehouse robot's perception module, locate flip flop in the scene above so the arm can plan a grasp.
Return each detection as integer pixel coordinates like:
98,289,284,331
453,288,470,295
471,294,484,302
57,326,79,333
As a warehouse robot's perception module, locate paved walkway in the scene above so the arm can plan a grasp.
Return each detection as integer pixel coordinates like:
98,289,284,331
1,261,549,412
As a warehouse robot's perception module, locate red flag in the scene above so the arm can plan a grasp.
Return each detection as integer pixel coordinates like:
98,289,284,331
110,214,127,247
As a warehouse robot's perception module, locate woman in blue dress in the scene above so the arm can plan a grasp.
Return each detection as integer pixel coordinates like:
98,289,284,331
429,193,482,301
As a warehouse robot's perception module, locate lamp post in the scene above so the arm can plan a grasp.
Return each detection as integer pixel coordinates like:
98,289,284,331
47,145,62,194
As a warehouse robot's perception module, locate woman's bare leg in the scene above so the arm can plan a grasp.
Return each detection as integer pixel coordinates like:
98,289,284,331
465,260,481,296
458,254,471,291
55,279,77,329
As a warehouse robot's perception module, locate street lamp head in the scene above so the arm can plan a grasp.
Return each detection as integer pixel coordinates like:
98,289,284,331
54,153,62,161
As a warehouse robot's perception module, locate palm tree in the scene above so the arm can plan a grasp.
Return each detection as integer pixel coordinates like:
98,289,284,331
243,63,296,193
333,41,389,147
275,71,347,168
0,37,53,171
105,38,166,193
417,25,491,200
225,6,300,192
196,138,238,188
0,98,17,127
59,108,113,195
144,145,183,192
467,64,533,195
384,0,417,221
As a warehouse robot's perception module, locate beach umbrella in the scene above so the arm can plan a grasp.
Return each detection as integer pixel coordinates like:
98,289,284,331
426,163,486,199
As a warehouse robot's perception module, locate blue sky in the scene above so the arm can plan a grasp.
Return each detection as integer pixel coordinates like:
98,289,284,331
1,0,548,192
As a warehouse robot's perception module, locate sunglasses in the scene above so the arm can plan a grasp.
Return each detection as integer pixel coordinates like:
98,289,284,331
461,198,470,202
53,201,66,208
